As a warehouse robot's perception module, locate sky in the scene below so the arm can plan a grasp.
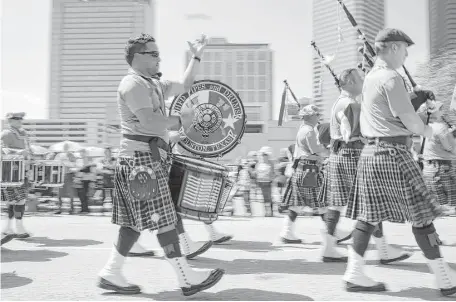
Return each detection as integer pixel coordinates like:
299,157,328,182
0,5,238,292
0,0,429,120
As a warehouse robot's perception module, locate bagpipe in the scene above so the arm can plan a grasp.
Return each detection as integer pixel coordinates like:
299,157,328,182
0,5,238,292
278,80,301,126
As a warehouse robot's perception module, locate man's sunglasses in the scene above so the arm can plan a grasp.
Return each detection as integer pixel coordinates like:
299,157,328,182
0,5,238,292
138,51,160,58
9,117,23,120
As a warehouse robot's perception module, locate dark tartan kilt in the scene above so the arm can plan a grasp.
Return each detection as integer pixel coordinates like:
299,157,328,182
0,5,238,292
327,147,363,207
286,159,326,209
423,160,456,207
346,142,443,224
317,160,330,207
112,151,177,231
1,182,28,205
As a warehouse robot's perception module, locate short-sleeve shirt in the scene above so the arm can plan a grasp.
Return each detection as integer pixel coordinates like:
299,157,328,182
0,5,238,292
294,123,324,160
1,128,30,157
330,92,362,141
423,122,456,160
118,68,173,157
360,61,415,138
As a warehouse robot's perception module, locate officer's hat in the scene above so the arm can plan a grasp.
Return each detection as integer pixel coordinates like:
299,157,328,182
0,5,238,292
375,28,415,46
5,112,26,120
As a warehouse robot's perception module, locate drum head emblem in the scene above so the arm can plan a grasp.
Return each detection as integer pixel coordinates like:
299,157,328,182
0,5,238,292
128,166,158,201
170,80,247,157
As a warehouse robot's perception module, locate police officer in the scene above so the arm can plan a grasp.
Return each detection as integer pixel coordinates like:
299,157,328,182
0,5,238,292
1,112,32,239
343,28,456,296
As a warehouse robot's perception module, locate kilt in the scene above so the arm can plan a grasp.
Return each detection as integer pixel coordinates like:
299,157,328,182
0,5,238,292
112,151,177,231
317,160,330,207
346,141,443,224
286,159,326,209
326,146,363,207
1,184,28,205
423,160,456,207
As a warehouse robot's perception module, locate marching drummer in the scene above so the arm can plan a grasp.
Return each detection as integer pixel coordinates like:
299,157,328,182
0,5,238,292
1,112,32,240
97,33,224,296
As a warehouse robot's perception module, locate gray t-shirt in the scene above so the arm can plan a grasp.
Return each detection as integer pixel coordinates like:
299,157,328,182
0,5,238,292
117,69,172,157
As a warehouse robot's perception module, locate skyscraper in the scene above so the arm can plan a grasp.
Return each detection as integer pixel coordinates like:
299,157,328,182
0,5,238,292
184,37,273,133
429,0,456,56
312,0,385,122
49,0,155,121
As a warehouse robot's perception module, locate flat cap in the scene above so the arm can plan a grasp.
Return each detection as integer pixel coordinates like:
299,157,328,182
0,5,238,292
6,112,26,119
299,104,321,118
375,28,414,46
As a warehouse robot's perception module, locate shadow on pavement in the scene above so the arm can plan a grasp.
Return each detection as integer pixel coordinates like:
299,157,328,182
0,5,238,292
1,248,68,263
19,236,103,248
212,240,318,253
367,286,455,301
103,288,314,301
1,272,33,290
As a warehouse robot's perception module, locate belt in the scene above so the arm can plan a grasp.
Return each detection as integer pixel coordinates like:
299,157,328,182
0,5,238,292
123,134,170,161
426,159,452,165
367,136,413,148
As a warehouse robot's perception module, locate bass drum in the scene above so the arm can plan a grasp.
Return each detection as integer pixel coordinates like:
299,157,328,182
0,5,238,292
169,80,247,158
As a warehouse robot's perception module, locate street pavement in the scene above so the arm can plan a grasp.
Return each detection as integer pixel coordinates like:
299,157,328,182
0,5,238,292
1,213,456,301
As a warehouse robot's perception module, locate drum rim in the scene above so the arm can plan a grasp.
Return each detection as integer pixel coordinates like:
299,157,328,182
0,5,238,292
171,154,227,172
169,80,247,158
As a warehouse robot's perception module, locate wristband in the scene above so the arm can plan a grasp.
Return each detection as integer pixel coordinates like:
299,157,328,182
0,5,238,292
192,56,201,62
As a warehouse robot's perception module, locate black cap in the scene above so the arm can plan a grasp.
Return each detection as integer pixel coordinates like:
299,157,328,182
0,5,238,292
375,28,415,46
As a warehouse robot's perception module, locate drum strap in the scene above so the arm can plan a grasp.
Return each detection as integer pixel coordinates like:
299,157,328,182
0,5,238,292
123,134,170,161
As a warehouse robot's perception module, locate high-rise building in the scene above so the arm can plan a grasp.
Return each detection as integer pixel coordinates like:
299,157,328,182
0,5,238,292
184,37,274,133
429,0,456,56
49,0,155,121
312,0,385,122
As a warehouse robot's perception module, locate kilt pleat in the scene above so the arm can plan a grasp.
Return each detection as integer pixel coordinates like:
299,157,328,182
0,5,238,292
317,161,330,207
287,159,326,209
2,183,28,205
423,160,456,207
346,142,443,224
327,147,362,207
112,151,177,231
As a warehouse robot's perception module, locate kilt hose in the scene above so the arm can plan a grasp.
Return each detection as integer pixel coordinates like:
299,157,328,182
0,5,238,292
2,182,28,206
346,141,443,225
286,158,326,209
112,151,177,232
423,160,456,207
326,146,363,207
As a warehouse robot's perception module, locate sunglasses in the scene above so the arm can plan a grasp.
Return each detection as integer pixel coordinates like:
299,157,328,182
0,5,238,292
138,51,160,58
9,117,23,120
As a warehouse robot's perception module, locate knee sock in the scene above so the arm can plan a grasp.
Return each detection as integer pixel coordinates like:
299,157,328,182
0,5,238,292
412,223,442,260
288,210,298,222
372,222,383,238
8,205,14,219
14,205,25,220
352,221,376,257
157,229,182,258
325,209,341,236
175,215,185,235
116,226,140,257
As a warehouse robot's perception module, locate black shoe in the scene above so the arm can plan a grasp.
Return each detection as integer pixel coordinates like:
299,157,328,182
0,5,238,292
379,252,412,265
128,251,155,257
336,232,352,244
322,256,348,263
1,234,14,245
98,277,141,295
15,233,30,239
345,281,387,292
280,237,302,244
213,236,233,244
441,286,456,297
181,268,224,296
186,241,213,260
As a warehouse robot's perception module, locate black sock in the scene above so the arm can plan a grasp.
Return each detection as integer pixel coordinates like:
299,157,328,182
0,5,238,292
8,205,14,219
14,205,25,219
352,221,376,257
157,229,182,258
412,223,442,260
116,226,140,256
325,209,341,236
288,210,298,222
175,215,185,235
372,222,383,238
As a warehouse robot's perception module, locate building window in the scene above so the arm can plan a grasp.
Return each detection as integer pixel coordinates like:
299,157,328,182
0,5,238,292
214,51,222,61
247,91,255,102
204,52,212,61
258,91,267,102
247,62,255,75
203,63,211,75
247,76,255,89
214,62,222,75
258,77,266,89
245,124,263,133
236,51,244,61
247,51,255,61
226,62,233,77
258,51,267,61
236,62,244,74
225,76,233,87
258,62,266,75
236,77,244,89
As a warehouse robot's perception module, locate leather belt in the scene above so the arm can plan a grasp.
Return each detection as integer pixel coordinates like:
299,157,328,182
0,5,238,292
123,134,170,161
330,139,364,153
426,159,452,165
367,136,413,148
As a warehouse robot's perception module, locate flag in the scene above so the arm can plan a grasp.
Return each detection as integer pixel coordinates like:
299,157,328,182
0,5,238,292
278,85,288,126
